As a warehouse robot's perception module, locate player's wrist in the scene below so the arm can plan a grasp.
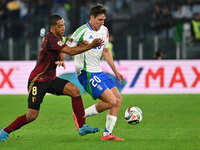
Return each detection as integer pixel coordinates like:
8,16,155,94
87,43,93,49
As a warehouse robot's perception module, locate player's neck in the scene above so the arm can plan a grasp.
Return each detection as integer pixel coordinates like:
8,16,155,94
88,21,97,31
50,30,59,37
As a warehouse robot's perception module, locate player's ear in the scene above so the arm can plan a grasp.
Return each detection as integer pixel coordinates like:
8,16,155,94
50,25,56,31
90,15,95,20
50,25,53,31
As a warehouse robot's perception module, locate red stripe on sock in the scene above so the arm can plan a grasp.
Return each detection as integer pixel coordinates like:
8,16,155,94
4,114,28,133
71,96,86,128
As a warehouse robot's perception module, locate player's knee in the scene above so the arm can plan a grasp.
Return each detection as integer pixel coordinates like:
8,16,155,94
108,98,117,108
70,86,81,97
26,112,39,122
116,96,123,105
27,115,38,122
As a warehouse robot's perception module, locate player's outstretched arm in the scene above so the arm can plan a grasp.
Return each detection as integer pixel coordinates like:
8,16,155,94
103,48,124,83
61,38,104,56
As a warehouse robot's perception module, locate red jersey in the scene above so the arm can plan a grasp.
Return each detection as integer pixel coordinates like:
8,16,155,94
29,32,67,82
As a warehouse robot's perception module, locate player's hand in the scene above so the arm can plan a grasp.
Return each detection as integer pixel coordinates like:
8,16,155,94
115,72,124,83
66,37,74,43
90,38,104,48
65,37,70,41
78,40,89,46
55,61,66,70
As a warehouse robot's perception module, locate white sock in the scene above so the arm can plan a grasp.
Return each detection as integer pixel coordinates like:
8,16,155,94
85,104,99,117
103,114,117,136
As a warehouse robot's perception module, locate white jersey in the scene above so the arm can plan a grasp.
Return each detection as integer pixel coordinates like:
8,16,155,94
67,23,109,76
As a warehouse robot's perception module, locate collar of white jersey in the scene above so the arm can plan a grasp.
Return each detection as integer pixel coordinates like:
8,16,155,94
86,22,101,31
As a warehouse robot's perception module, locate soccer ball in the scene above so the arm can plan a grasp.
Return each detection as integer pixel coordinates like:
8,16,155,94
124,106,143,125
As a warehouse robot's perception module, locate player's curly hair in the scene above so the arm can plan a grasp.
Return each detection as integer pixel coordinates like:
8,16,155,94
49,15,62,26
90,4,107,18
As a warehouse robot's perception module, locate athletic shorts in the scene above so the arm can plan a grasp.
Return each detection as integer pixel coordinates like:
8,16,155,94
78,70,116,99
27,77,69,110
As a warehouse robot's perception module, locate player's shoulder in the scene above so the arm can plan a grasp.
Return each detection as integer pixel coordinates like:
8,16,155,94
41,32,51,43
45,32,52,37
76,24,88,31
73,24,88,37
100,25,109,38
100,25,108,30
100,25,109,33
44,32,55,41
45,32,59,43
101,25,108,30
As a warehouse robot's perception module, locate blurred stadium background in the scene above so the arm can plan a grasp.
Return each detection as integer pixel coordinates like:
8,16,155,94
1,0,200,149
1,0,200,60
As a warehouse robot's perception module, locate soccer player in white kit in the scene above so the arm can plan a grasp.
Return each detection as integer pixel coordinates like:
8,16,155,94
68,4,124,141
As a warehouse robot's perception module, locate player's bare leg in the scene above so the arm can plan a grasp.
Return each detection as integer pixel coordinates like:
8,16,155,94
96,89,117,112
63,82,100,136
84,88,117,117
84,89,116,117
63,82,86,128
0,109,39,142
107,87,122,116
26,109,39,122
84,87,124,140
101,87,124,140
99,87,123,140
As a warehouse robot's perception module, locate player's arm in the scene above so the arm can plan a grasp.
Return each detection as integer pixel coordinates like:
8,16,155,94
58,52,66,61
61,38,104,56
103,48,124,83
55,37,70,68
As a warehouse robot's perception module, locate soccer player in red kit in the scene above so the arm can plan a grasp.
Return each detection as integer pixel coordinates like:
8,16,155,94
0,15,104,142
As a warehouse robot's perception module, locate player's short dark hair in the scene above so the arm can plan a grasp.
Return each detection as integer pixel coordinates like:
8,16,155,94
49,15,62,26
90,4,107,18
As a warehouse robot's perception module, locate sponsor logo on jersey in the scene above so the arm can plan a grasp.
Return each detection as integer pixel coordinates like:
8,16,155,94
68,38,74,43
66,38,74,45
97,85,103,90
89,35,93,39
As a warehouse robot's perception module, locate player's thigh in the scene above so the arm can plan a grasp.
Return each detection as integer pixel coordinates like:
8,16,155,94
98,72,118,103
63,82,81,97
48,77,80,97
99,88,117,105
27,81,49,110
47,77,69,95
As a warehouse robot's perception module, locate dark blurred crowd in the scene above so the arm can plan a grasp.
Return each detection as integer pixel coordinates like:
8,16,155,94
0,0,131,40
1,0,199,60
1,0,199,41
0,0,50,40
0,0,132,60
0,0,75,40
150,0,200,42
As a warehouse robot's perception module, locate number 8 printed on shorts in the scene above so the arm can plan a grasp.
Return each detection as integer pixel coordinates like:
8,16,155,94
32,86,37,95
89,76,101,87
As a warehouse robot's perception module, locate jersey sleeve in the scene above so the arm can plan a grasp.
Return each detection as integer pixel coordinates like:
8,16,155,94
66,34,79,47
46,36,67,52
67,24,87,47
67,31,84,47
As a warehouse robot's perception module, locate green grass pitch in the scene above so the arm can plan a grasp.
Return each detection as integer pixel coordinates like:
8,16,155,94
0,94,200,150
